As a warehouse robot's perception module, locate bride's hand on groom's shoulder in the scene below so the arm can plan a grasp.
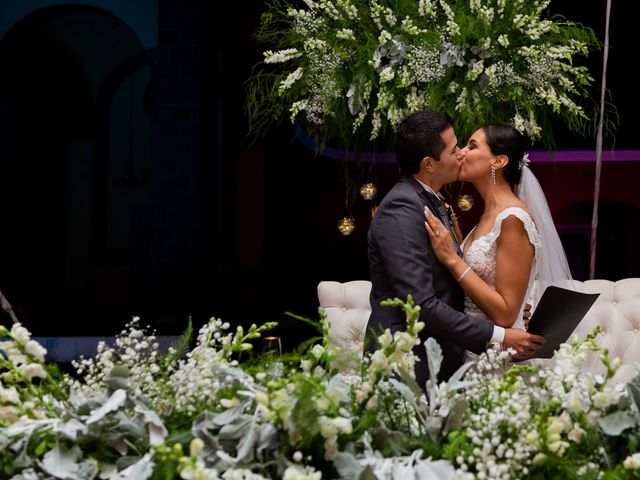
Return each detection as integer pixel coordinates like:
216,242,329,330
503,328,545,358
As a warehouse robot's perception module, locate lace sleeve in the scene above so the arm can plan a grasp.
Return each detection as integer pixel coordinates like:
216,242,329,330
491,207,542,262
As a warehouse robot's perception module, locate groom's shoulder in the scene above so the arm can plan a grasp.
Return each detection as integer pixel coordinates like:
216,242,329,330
380,177,421,204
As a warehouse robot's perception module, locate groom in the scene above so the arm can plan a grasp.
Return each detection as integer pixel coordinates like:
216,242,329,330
365,109,544,387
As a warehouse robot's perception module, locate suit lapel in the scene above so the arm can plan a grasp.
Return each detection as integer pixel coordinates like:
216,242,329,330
402,175,462,256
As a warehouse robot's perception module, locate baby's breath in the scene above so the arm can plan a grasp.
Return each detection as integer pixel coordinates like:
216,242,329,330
247,0,600,151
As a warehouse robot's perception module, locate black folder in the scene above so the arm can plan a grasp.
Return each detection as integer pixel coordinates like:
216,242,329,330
521,286,600,359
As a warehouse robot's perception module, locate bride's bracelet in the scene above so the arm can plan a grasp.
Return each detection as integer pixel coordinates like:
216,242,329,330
457,266,472,283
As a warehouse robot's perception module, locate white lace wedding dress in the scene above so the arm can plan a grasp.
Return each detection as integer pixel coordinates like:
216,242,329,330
461,207,542,360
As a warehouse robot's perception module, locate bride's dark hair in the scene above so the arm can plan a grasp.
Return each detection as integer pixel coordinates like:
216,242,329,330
482,124,530,185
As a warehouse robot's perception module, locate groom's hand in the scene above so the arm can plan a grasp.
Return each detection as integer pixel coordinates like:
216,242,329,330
503,328,545,358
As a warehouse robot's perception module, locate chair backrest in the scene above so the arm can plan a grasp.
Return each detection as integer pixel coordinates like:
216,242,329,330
316,278,640,383
317,280,372,347
557,278,640,384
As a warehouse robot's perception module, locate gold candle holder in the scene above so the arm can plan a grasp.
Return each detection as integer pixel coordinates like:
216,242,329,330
359,183,377,201
337,217,356,235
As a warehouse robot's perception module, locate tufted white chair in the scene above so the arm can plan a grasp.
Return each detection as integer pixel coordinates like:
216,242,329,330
317,280,372,346
317,278,640,383
546,278,640,384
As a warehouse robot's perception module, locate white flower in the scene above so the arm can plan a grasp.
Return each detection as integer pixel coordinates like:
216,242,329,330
310,344,325,359
283,464,322,480
263,48,302,64
19,363,47,380
624,453,640,470
25,340,47,362
592,390,618,409
0,386,20,404
10,323,31,345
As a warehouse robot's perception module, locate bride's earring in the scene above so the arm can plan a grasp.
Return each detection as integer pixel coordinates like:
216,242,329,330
490,165,496,185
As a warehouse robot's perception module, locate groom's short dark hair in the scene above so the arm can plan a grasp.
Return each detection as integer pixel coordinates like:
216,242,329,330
395,109,454,175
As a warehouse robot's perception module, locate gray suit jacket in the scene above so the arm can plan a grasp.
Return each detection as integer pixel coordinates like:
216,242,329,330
365,175,493,387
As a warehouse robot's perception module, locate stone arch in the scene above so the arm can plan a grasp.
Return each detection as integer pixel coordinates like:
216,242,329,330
0,4,154,332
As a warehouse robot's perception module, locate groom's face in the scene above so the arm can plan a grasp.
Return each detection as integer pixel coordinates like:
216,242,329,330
434,126,462,184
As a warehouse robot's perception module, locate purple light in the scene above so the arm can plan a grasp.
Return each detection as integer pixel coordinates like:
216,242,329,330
527,150,640,163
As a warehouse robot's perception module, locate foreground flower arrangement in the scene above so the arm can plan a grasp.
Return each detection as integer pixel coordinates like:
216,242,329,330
246,0,600,153
1,298,639,479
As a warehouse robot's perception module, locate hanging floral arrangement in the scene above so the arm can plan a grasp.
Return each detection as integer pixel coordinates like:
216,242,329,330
246,0,601,153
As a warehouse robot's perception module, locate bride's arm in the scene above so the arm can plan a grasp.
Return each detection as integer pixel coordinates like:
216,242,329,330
425,212,534,327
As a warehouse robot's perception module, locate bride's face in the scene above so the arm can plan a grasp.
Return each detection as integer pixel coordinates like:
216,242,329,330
459,128,493,183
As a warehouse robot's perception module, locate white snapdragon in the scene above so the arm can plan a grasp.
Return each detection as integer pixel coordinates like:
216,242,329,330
465,60,484,82
263,48,302,64
378,66,394,83
279,68,304,94
336,0,358,20
418,0,435,17
0,385,20,404
310,344,324,359
10,323,31,346
19,363,47,380
335,28,355,41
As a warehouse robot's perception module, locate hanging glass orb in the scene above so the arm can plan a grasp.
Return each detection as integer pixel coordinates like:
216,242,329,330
359,183,377,201
337,217,355,235
457,194,474,211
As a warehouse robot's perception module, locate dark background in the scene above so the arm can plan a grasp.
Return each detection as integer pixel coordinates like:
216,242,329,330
0,1,637,349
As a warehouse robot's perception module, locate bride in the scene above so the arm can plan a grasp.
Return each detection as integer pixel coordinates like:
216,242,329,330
424,124,572,355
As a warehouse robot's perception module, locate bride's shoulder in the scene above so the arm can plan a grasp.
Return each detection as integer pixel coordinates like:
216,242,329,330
494,205,541,246
496,202,533,222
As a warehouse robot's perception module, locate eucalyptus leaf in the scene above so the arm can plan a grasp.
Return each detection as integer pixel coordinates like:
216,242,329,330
38,444,82,479
8,468,40,480
54,418,88,441
110,452,154,480
396,367,424,397
414,459,455,479
627,368,640,421
234,420,258,463
334,451,364,478
86,389,127,424
391,464,413,478
443,398,468,435
256,422,279,454
357,465,377,480
598,410,636,436
219,415,253,441
77,458,99,480
192,411,220,451
446,362,476,391
212,403,248,427
424,338,443,388
372,425,406,455
388,378,419,411
135,406,168,446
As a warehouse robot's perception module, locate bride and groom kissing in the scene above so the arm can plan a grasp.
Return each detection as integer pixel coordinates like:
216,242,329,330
365,109,572,388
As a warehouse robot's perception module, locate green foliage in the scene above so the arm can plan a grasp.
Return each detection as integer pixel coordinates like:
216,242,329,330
247,0,603,153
